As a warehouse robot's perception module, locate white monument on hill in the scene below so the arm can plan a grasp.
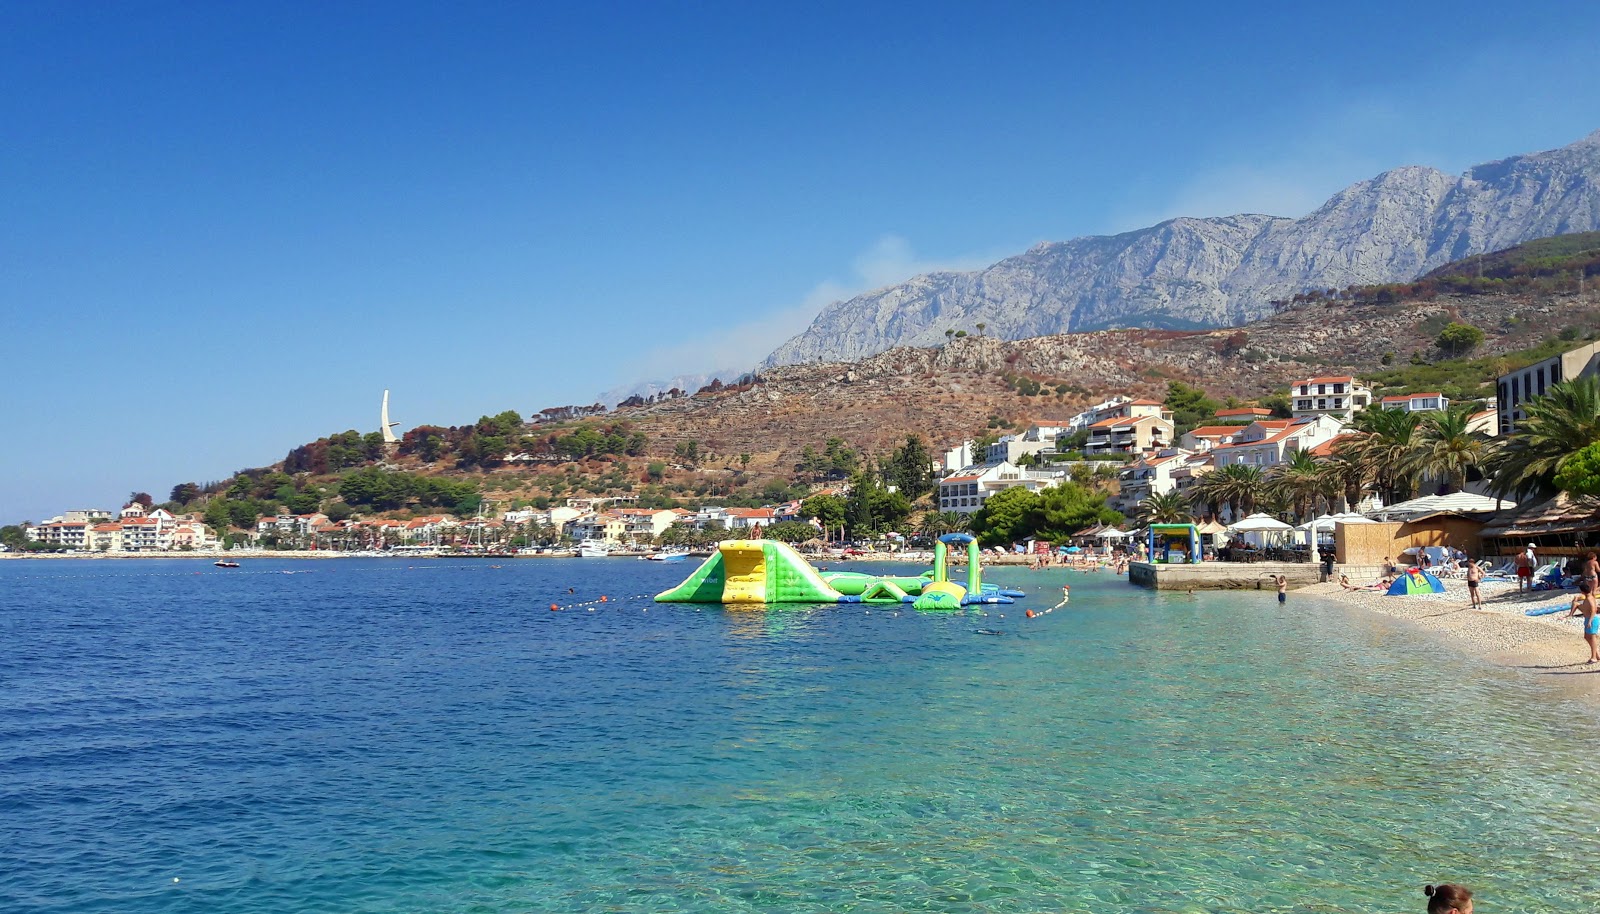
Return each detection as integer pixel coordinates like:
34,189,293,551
380,389,400,444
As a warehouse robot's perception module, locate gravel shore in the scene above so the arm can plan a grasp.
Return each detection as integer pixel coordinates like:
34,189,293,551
1300,575,1600,679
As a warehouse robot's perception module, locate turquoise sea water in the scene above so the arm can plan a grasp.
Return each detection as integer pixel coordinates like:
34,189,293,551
3,557,1599,913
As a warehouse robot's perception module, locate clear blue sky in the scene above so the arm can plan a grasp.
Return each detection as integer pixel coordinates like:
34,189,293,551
4,1,1599,523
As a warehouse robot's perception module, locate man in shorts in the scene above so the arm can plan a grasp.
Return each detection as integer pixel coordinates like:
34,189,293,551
1515,546,1534,593
1275,574,1288,604
1466,558,1483,608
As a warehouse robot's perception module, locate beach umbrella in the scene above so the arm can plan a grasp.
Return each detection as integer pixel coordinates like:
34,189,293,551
1385,568,1445,595
1096,528,1130,538
1064,546,1082,553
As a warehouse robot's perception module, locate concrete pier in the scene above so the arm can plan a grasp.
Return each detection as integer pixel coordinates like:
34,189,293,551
1128,561,1325,591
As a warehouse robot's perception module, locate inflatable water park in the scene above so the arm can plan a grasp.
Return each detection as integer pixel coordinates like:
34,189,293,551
655,533,1024,609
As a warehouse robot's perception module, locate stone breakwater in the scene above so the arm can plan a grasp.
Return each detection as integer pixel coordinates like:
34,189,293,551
1302,576,1600,679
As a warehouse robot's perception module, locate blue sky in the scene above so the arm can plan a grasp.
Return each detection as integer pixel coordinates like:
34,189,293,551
4,1,1599,523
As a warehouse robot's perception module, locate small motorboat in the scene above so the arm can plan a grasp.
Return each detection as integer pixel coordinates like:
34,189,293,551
214,559,241,568
646,549,690,562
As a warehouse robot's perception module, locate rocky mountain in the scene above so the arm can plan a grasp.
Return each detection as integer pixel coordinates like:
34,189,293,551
765,130,1600,366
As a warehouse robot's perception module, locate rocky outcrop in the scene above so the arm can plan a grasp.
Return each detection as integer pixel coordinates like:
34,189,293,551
765,130,1600,366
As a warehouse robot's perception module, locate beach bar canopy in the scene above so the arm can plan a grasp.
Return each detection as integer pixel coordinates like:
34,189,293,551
1146,523,1201,564
1226,513,1293,533
1226,513,1294,549
1095,527,1131,539
1297,512,1376,548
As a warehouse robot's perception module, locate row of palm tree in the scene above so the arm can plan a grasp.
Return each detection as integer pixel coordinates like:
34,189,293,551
1136,376,1600,526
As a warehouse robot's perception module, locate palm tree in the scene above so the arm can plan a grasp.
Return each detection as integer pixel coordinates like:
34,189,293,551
1268,450,1338,522
1136,491,1192,526
1190,463,1266,520
1318,446,1368,512
1348,406,1423,504
917,511,967,539
1404,402,1493,495
1488,375,1600,499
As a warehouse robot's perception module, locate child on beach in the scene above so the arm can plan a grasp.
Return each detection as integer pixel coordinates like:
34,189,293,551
1423,883,1472,914
1567,582,1600,664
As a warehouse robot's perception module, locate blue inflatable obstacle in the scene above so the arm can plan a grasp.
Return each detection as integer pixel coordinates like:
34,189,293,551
908,534,1021,611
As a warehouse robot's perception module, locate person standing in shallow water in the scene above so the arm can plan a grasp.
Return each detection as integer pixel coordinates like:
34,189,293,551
1567,581,1600,664
1275,574,1287,604
1423,883,1472,914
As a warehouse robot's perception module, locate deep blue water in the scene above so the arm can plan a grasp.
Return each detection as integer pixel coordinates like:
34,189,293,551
3,557,1599,913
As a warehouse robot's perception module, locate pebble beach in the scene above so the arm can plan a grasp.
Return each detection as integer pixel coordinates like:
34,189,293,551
1302,574,1600,683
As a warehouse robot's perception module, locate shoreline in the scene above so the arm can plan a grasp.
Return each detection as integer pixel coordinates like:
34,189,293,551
1299,575,1600,682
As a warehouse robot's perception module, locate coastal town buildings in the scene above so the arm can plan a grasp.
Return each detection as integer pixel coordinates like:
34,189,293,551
1084,413,1175,456
503,505,582,530
1066,396,1133,431
1378,392,1449,413
29,503,216,552
985,425,1070,465
1214,407,1272,422
939,441,975,474
1496,340,1600,433
1179,424,1246,452
1206,416,1345,469
1112,452,1191,514
1289,376,1372,420
937,461,1064,515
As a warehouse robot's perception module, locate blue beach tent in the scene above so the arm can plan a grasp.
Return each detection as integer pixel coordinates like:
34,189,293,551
1385,569,1445,595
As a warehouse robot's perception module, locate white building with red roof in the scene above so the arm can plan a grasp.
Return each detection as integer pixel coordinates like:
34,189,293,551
1289,376,1372,420
1207,415,1346,469
937,461,1064,515
1378,392,1448,413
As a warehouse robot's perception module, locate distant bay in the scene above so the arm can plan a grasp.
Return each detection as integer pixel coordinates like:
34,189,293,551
3,557,1596,913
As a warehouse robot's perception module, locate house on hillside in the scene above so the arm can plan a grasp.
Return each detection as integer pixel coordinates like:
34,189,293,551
1113,452,1188,515
1084,414,1175,457
1378,392,1448,413
938,462,1063,516
985,424,1070,465
1214,407,1272,422
1180,424,1247,452
1067,396,1132,431
1207,416,1345,469
1290,376,1372,420
938,441,975,475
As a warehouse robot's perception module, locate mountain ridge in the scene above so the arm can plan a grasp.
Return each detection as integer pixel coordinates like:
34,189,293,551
764,129,1600,366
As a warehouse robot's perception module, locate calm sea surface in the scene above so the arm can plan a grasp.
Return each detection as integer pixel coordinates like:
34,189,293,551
3,557,1598,913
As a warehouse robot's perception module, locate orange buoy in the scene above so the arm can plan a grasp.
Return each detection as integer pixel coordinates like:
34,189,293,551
600,595,608,602
1026,609,1036,618
550,603,559,611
